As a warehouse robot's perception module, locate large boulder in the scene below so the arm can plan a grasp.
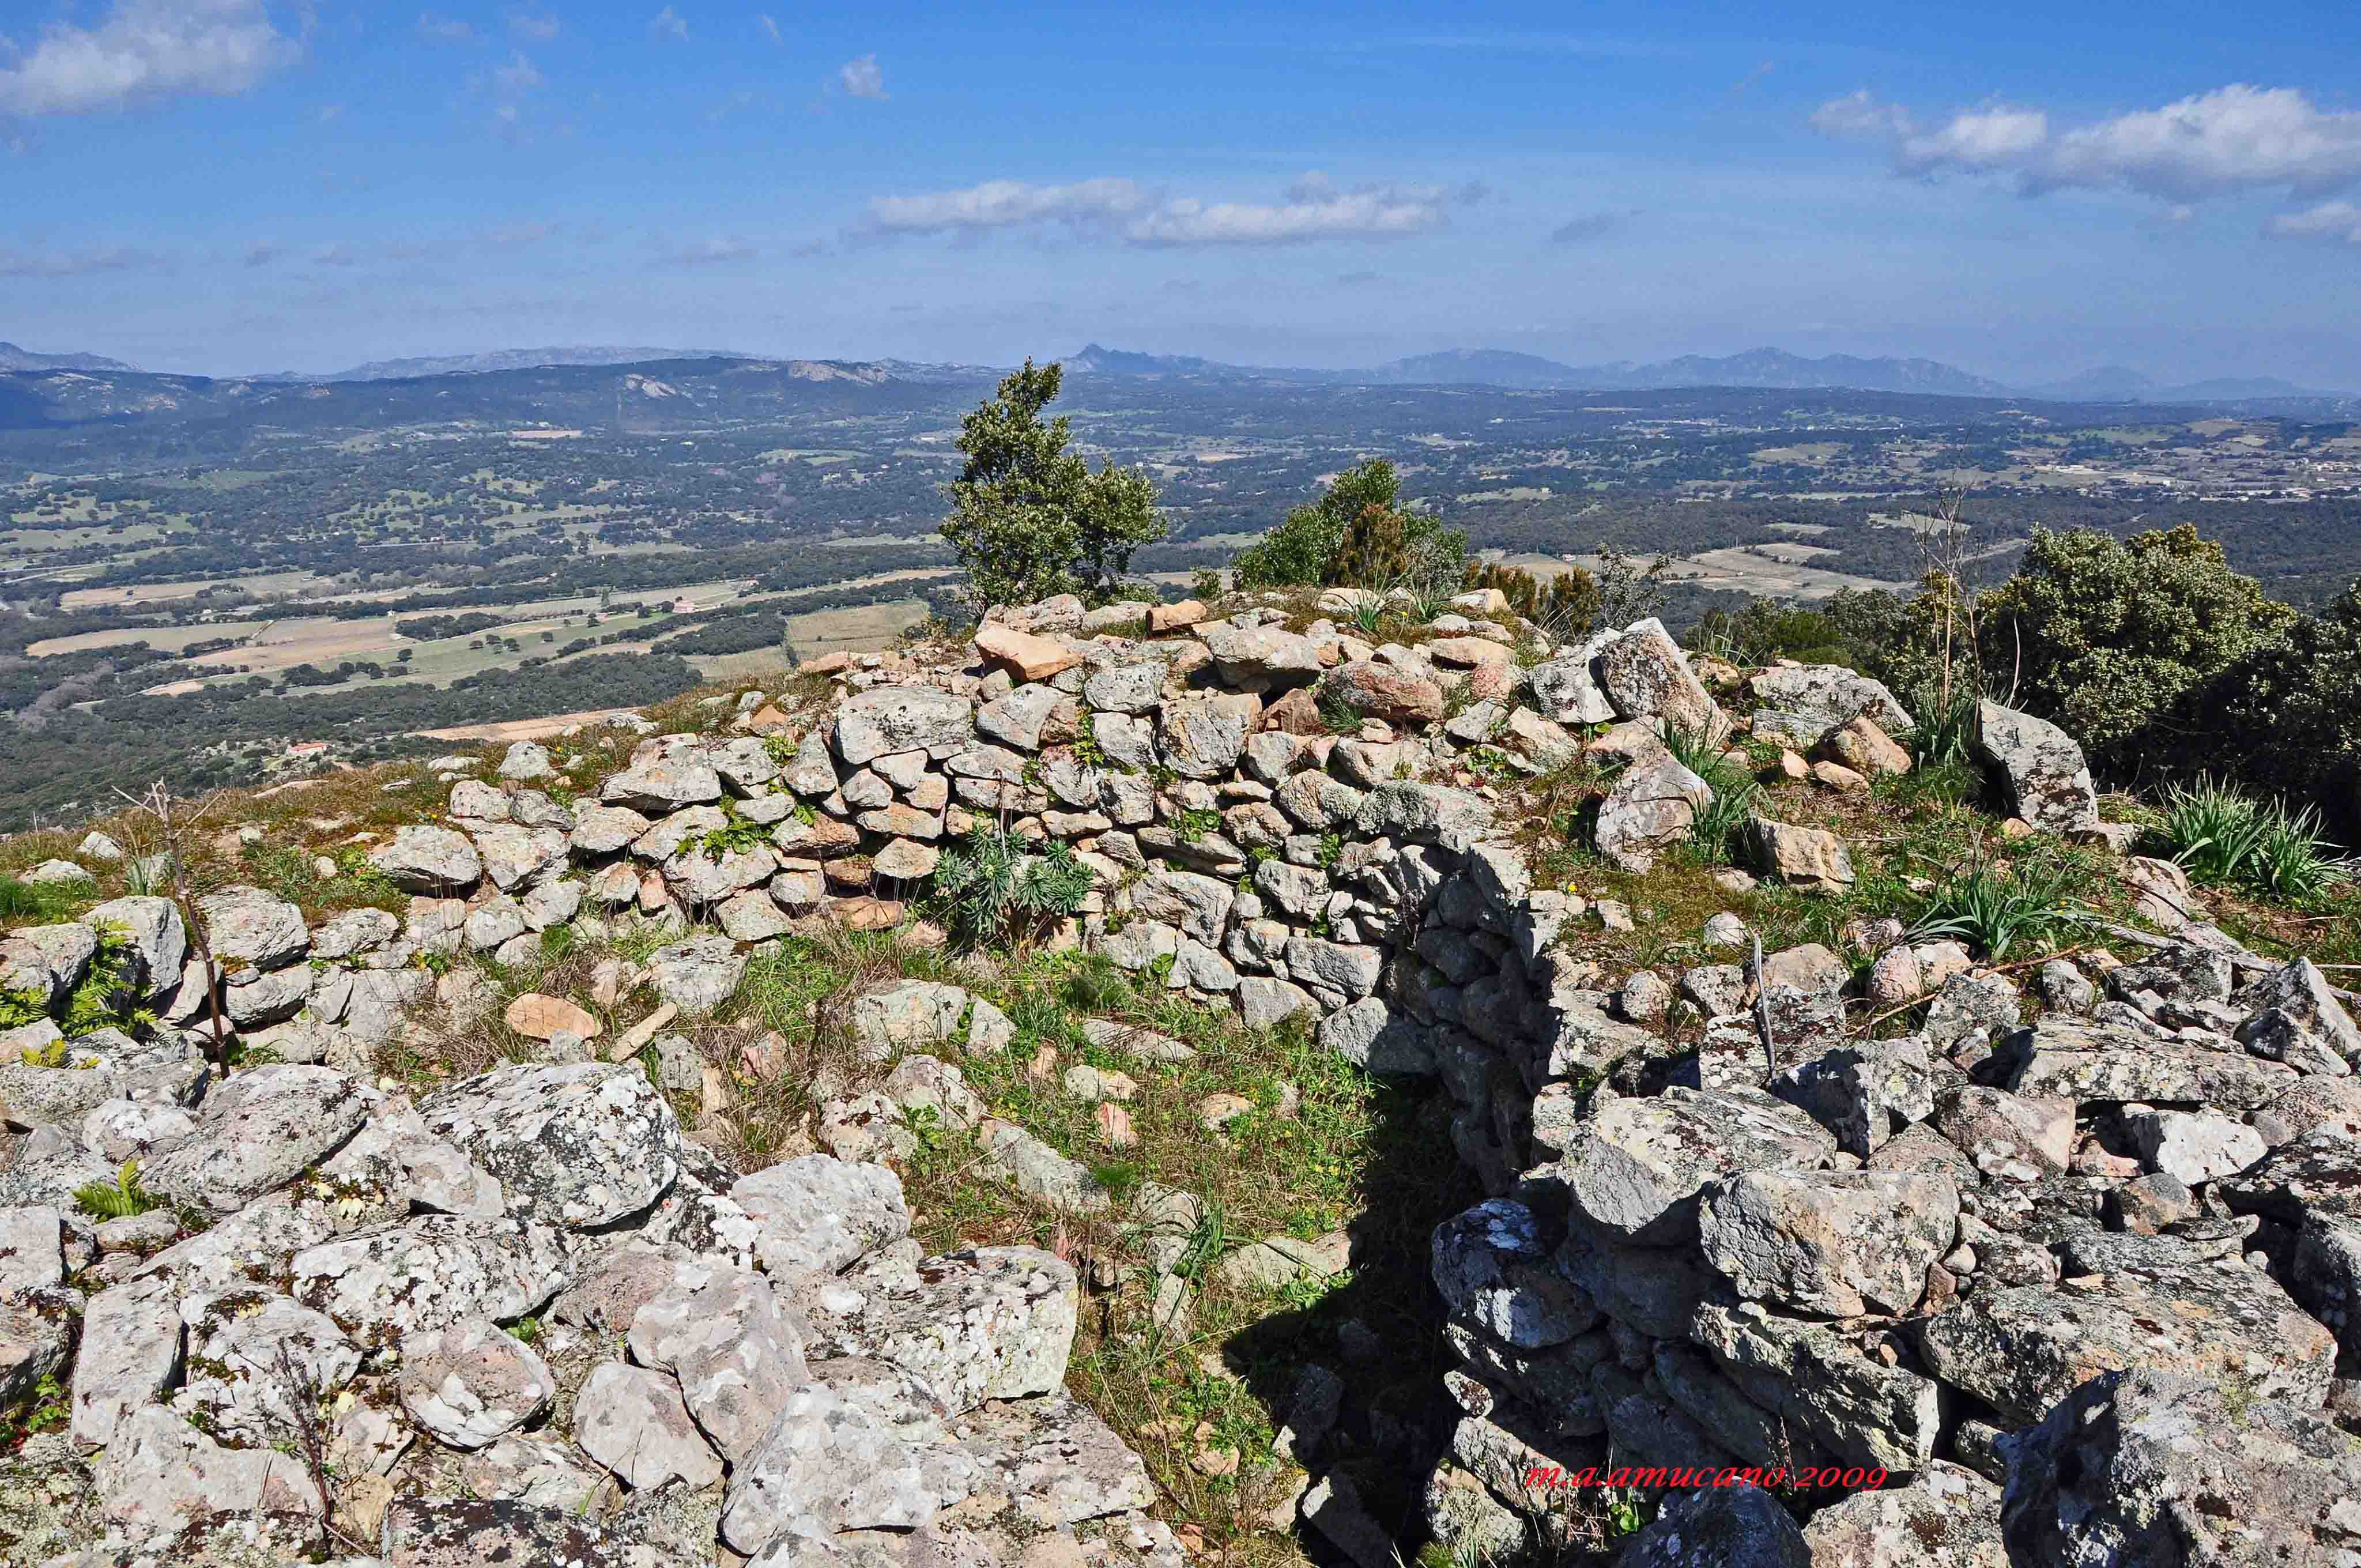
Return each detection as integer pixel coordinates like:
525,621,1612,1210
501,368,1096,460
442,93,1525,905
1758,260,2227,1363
1200,623,1323,683
1596,620,1722,737
730,1155,911,1280
368,826,484,891
141,1064,376,1215
834,686,976,766
1973,701,2099,835
1747,665,1913,737
801,1247,1077,1415
418,1063,685,1229
1595,755,1712,874
1699,1169,1958,1318
1617,1483,1809,1568
1918,1232,2337,1425
2001,1368,2361,1566
1556,1088,1836,1246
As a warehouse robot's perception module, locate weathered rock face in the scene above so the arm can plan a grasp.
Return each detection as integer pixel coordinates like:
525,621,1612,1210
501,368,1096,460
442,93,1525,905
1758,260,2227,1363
1974,700,2099,834
2001,1369,2361,1566
420,1062,684,1228
1699,1169,1959,1318
1595,755,1713,874
1748,665,1913,737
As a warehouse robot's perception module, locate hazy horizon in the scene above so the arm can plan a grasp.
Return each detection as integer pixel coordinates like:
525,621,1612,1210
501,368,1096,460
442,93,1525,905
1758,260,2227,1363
7,0,2361,386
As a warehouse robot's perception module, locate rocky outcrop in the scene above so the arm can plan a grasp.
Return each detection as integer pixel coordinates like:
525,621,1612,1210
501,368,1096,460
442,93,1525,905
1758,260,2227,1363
8,587,2355,1568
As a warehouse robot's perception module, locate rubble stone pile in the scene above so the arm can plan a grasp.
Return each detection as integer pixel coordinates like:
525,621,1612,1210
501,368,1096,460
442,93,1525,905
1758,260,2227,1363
5,581,2360,1566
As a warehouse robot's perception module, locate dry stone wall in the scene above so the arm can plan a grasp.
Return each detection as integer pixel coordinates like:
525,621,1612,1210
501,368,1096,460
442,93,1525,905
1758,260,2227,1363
7,582,2361,1566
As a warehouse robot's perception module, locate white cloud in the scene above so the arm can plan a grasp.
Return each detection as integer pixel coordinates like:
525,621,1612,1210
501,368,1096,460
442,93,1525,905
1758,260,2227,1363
1814,82,2361,207
865,177,1149,235
416,13,477,44
839,53,883,99
755,13,780,44
1125,173,1466,247
2271,199,2361,244
658,237,756,265
2043,85,2361,201
0,0,300,117
1899,105,2048,174
649,6,686,39
507,9,560,42
0,245,167,276
1809,89,1909,141
862,172,1472,248
492,52,542,93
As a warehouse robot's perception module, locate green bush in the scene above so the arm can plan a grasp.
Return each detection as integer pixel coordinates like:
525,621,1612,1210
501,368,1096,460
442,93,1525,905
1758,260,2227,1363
1981,525,2296,765
1229,459,1465,592
930,827,1096,950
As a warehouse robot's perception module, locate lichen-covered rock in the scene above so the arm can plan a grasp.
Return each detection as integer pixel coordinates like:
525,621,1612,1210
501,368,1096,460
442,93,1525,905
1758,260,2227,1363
1594,754,1712,874
93,1403,320,1528
803,1247,1077,1415
1557,1087,1837,1246
628,1259,809,1463
2236,955,2361,1075
731,1155,912,1279
2000,1368,2361,1567
141,1064,376,1215
835,686,976,766
1200,623,1322,683
1329,661,1444,724
1596,621,1722,737
1917,1234,2337,1425
1688,1301,1940,1471
1616,1481,1809,1568
574,1360,723,1489
951,1394,1156,1528
1748,665,1913,736
1974,700,2099,835
420,1062,683,1229
382,1498,650,1568
2002,1017,2296,1109
1748,817,1855,889
1431,1200,1600,1350
290,1214,569,1350
368,825,485,891
721,1358,976,1553
1699,1169,1959,1317
853,980,970,1060
1802,1462,2003,1567
82,896,187,997
397,1315,555,1450
647,933,747,1013
171,1287,361,1445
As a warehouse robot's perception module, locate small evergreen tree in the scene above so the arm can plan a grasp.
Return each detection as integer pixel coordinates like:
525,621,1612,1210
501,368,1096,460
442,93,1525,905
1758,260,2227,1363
1981,524,2296,763
938,360,1166,608
1230,458,1465,591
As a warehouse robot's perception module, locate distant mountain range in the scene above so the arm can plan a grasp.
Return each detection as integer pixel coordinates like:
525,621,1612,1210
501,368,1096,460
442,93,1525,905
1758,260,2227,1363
0,341,138,372
246,345,750,382
8,335,2350,404
1065,343,2347,401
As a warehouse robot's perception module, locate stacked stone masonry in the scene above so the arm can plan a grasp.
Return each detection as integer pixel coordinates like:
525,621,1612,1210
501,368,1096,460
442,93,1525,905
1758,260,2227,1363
4,584,2360,1565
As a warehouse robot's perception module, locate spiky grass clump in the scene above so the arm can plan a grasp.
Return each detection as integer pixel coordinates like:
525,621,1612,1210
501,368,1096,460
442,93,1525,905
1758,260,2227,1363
2161,777,2349,902
1906,855,2095,960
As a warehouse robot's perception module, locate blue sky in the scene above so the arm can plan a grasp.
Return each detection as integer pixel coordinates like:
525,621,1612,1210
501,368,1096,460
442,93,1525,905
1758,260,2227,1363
6,0,2361,383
